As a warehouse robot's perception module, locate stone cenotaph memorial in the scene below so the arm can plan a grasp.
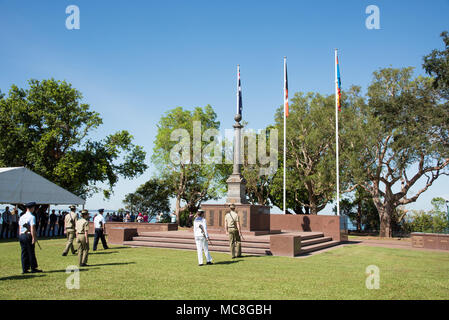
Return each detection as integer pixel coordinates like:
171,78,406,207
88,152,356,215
200,66,272,235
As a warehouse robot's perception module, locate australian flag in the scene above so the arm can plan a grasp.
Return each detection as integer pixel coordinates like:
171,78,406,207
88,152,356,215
237,65,242,116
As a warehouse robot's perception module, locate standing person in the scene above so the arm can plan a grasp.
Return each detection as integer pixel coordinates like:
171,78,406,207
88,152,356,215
62,205,78,256
49,209,57,237
18,202,42,274
39,211,48,237
136,213,143,223
143,213,148,223
224,204,243,259
93,209,109,251
76,210,90,267
57,211,65,236
193,210,213,266
124,212,130,223
1,206,11,239
9,208,19,238
130,212,135,222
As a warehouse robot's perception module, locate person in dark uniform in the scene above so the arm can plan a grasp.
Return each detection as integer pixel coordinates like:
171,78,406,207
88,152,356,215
49,209,57,237
38,210,48,237
18,202,42,274
93,209,109,251
58,211,65,236
1,206,11,239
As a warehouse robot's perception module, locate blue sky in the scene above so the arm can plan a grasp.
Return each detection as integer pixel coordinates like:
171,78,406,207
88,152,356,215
1,0,448,213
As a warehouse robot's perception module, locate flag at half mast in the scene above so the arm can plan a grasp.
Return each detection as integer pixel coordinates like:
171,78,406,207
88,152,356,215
237,65,243,116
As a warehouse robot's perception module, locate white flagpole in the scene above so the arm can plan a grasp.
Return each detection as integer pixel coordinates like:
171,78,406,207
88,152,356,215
283,57,287,214
335,49,340,216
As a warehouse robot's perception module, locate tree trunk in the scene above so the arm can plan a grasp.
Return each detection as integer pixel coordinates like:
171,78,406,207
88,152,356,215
379,207,393,238
174,165,185,220
356,201,362,232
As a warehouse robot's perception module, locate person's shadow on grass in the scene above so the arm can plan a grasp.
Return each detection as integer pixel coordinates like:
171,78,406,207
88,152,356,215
90,251,119,255
0,274,46,281
44,268,97,274
87,262,136,267
213,260,240,265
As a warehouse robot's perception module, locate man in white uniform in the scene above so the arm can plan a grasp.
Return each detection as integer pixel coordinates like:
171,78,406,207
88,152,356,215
193,209,213,266
93,209,109,251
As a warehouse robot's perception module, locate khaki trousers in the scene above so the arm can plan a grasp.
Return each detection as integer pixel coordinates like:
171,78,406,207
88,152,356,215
63,230,76,254
228,229,241,258
76,234,89,266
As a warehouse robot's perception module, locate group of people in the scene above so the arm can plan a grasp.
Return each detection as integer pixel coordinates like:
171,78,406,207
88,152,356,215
103,211,175,223
14,200,242,273
61,205,109,267
17,202,110,274
1,206,69,239
193,203,243,266
1,206,19,239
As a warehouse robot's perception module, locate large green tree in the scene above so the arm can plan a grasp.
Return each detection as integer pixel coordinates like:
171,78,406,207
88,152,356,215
423,31,449,100
123,178,172,218
272,91,355,214
346,67,449,237
0,79,147,199
152,105,228,218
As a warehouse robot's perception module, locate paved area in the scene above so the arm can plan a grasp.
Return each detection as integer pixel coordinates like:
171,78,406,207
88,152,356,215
344,238,449,254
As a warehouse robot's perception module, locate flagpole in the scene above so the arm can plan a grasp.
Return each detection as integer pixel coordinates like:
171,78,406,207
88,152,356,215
237,65,240,115
334,49,340,216
283,57,287,214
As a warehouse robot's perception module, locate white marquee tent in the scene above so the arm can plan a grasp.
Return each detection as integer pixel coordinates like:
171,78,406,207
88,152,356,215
0,167,85,205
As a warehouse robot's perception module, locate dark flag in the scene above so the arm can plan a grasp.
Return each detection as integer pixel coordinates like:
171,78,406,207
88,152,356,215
237,65,242,116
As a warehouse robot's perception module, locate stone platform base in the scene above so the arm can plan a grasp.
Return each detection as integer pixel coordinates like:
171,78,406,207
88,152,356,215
121,230,341,257
411,232,449,250
199,203,271,232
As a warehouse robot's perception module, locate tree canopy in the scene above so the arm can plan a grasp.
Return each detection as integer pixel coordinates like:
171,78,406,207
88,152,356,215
123,178,172,218
151,105,228,217
0,79,148,199
345,67,449,237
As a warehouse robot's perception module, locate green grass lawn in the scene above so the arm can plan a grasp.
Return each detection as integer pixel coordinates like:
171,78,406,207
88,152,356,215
1,236,449,300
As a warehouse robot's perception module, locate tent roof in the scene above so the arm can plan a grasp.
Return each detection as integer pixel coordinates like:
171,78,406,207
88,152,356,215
0,167,85,205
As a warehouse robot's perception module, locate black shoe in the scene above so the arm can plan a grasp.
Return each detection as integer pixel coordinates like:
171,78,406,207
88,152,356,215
80,263,89,267
206,262,213,265
62,253,67,256
104,247,109,250
72,250,77,255
22,270,30,274
198,264,203,266
31,269,43,273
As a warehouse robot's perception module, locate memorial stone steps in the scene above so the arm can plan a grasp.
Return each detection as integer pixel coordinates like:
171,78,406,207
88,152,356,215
123,230,340,256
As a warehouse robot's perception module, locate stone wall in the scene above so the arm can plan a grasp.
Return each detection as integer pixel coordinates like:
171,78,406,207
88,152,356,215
269,214,347,242
411,232,449,250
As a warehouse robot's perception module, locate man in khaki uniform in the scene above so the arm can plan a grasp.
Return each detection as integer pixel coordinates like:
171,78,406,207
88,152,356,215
76,210,90,267
224,204,243,258
62,205,78,256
